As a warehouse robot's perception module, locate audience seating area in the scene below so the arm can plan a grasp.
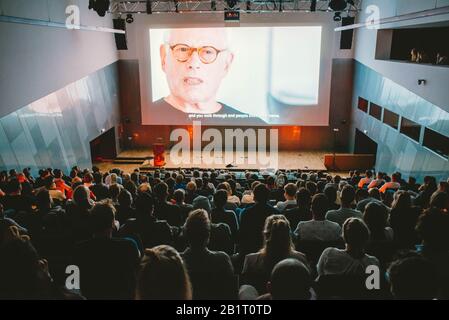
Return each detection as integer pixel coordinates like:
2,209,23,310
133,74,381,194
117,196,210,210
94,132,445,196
0,166,448,300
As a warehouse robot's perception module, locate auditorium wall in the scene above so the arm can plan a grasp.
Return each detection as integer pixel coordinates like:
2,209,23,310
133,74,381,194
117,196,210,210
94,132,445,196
0,62,121,175
0,0,119,118
350,0,449,181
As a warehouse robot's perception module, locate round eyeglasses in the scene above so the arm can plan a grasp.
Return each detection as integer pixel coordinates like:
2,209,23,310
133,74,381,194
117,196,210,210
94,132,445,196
169,44,227,64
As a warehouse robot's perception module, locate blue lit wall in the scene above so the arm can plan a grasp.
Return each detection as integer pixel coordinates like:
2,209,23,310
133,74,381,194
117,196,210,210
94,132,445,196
350,61,449,182
0,62,120,176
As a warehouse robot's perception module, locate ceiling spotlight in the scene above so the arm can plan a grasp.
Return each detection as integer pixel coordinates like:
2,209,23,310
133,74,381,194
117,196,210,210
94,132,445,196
226,0,238,9
329,0,348,11
126,14,134,23
88,0,110,17
333,12,342,21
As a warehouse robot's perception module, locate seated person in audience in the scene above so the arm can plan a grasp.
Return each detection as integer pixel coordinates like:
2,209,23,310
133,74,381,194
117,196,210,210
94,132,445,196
363,202,394,267
216,182,239,211
363,202,393,242
90,172,109,201
222,181,241,205
274,183,298,212
53,169,73,199
0,178,32,215
389,191,421,250
138,182,152,195
415,208,449,299
123,180,138,200
239,184,279,256
305,181,317,197
43,176,66,204
0,238,82,299
260,258,313,300
325,175,341,191
415,176,438,209
120,192,173,249
437,181,449,194
73,201,140,299
108,183,123,205
173,189,193,224
368,172,385,189
382,189,395,207
404,176,420,193
22,168,35,186
0,204,29,246
104,172,122,186
358,170,373,189
317,218,379,276
326,185,362,226
317,180,327,194
349,170,362,187
210,190,239,243
284,188,312,229
295,193,342,242
417,51,430,63
136,245,192,300
201,174,216,194
115,189,136,225
379,172,401,194
174,174,186,190
241,181,261,206
195,178,212,198
181,209,237,300
388,255,438,300
191,196,233,255
34,169,51,189
228,179,243,200
266,176,285,202
356,187,384,212
429,191,449,212
436,52,448,65
29,189,66,238
410,48,419,62
184,181,199,204
153,182,183,227
83,173,94,190
241,215,309,294
65,185,95,243
323,185,339,211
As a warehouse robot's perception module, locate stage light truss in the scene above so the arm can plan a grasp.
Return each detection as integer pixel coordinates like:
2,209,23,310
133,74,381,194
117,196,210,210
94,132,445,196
110,0,362,15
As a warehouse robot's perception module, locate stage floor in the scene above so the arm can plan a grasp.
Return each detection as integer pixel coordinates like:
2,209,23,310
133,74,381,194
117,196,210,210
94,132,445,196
93,149,340,174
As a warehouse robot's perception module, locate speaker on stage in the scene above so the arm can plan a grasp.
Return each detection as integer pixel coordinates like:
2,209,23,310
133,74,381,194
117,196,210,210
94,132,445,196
113,18,128,50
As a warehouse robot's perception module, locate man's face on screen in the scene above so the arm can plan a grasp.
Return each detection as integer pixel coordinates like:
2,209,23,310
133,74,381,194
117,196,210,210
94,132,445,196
161,28,233,107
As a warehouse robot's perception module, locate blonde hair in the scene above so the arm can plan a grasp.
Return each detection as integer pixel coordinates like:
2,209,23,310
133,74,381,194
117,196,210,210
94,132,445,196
261,215,294,260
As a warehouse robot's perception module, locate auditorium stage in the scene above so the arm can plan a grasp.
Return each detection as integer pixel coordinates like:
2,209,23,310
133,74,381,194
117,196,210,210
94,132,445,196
93,149,336,173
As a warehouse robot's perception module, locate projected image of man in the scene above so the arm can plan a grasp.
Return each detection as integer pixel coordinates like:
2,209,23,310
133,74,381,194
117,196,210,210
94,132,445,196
152,28,265,124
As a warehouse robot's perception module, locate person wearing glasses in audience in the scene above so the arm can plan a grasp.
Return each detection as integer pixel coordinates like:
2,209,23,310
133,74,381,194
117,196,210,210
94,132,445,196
152,28,265,124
